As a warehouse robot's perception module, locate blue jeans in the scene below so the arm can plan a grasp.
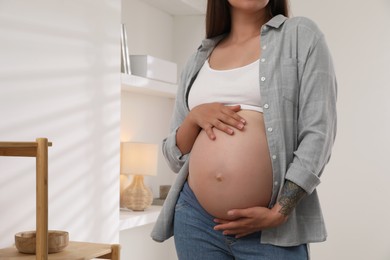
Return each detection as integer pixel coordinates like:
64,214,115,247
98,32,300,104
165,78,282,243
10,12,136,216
173,182,308,260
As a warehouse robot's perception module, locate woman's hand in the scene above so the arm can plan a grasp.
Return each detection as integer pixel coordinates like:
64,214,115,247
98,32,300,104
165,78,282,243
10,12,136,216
189,103,246,140
213,204,288,238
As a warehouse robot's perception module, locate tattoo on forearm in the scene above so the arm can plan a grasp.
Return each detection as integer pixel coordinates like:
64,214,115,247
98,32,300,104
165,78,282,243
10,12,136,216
277,180,306,216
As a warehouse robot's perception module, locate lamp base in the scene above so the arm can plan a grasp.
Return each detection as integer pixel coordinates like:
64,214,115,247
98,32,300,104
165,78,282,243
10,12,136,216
122,175,153,211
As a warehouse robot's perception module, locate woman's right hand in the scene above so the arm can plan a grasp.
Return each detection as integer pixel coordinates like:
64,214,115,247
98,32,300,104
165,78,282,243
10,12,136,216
188,103,246,140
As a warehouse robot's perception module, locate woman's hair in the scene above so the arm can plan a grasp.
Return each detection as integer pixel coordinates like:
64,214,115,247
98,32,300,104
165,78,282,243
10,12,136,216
205,0,290,39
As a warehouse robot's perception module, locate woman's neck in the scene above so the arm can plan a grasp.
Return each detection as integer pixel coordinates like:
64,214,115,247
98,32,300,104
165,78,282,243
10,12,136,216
228,9,269,44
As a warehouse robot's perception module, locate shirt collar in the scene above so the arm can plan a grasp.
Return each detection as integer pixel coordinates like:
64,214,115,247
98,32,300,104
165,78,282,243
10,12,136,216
200,15,288,50
200,35,225,50
265,14,288,29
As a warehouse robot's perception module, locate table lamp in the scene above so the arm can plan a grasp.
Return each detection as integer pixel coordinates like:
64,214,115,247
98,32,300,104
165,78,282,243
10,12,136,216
121,142,158,211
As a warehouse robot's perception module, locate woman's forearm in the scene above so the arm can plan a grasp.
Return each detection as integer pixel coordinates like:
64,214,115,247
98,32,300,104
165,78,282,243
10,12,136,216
176,114,201,155
277,180,307,216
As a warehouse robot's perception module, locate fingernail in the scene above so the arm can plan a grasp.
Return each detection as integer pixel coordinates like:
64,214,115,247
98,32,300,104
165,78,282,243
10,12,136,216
241,119,246,124
238,123,244,129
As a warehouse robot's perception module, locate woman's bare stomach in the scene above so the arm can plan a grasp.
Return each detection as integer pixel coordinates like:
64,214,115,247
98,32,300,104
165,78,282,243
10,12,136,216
188,110,273,220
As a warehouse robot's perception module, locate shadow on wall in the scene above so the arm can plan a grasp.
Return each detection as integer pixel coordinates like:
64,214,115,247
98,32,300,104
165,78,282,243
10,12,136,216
0,0,121,247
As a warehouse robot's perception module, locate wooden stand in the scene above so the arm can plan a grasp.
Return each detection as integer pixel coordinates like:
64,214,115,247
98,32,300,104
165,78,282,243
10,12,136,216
0,138,120,260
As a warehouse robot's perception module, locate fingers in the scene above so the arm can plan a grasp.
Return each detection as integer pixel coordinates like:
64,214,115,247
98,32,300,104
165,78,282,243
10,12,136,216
213,214,248,232
191,103,246,138
213,207,270,238
204,124,216,140
227,208,252,219
213,118,236,136
211,106,245,135
213,219,252,237
219,112,245,130
225,105,247,125
213,221,237,233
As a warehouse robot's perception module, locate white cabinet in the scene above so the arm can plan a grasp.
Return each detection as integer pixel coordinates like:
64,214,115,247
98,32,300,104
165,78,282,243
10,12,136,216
120,206,161,231
121,73,177,98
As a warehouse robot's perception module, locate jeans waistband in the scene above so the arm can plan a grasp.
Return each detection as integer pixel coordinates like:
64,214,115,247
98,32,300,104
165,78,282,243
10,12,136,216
180,181,215,220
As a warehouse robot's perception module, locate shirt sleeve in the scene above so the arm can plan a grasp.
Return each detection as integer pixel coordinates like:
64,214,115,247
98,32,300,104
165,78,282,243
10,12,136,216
161,52,197,173
285,33,337,194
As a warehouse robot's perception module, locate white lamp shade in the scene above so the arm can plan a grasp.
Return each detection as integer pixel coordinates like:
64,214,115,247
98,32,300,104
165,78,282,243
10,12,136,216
121,142,158,176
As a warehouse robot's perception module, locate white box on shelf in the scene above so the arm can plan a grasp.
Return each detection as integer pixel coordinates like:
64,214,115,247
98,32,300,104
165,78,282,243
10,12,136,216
130,55,177,84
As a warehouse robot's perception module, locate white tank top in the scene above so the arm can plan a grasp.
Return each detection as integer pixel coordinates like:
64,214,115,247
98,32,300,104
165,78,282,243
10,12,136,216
188,59,262,113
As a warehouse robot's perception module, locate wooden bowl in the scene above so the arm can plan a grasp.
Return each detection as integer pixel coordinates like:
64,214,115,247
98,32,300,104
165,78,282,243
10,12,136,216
15,230,69,254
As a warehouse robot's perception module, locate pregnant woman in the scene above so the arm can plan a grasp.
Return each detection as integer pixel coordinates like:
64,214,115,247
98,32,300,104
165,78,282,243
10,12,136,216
151,0,337,259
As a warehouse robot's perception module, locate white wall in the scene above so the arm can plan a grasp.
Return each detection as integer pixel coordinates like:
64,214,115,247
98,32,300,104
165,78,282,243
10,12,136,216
123,0,173,61
173,15,205,75
290,1,390,259
0,0,121,247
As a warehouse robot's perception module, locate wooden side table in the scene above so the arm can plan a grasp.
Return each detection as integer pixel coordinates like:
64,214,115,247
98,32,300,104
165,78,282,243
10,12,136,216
0,138,120,260
0,242,120,260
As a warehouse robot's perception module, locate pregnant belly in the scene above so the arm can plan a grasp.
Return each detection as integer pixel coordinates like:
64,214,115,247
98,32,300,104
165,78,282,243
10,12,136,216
188,110,273,220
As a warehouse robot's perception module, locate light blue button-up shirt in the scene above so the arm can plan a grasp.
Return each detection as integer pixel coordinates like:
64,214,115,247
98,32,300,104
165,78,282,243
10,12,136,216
151,15,337,246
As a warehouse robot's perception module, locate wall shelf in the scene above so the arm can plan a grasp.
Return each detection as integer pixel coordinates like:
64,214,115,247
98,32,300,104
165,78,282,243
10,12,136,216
119,206,162,231
121,73,177,98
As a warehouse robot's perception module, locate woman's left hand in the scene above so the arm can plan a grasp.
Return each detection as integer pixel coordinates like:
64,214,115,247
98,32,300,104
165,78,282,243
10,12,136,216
213,205,288,238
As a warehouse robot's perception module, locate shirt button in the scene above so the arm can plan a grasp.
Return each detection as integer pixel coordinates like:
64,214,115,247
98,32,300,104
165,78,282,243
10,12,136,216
261,58,266,62
267,127,273,132
272,155,277,160
262,45,267,50
263,104,269,109
274,181,279,186
261,77,266,81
